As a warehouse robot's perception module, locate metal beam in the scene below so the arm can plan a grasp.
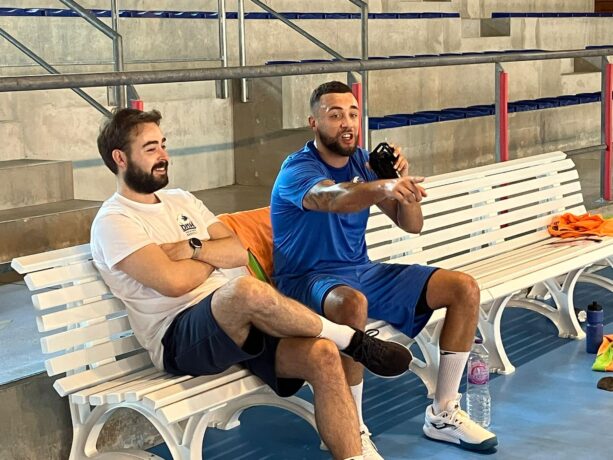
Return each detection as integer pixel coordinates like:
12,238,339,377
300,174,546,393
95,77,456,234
3,48,613,93
0,27,110,116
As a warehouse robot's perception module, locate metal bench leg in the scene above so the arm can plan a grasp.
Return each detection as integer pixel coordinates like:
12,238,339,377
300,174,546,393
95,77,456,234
510,269,586,340
579,257,613,292
70,403,180,460
479,296,516,375
208,389,318,431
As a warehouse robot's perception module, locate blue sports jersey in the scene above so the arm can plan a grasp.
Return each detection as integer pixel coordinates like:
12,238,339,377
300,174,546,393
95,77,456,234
271,141,378,280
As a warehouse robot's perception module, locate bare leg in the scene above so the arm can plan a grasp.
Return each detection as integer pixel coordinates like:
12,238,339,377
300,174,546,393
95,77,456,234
276,337,362,459
210,276,326,346
323,286,368,386
425,270,480,352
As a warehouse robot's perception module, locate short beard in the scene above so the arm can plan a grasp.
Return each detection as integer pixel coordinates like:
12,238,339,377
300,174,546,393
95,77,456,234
124,158,169,194
318,130,358,157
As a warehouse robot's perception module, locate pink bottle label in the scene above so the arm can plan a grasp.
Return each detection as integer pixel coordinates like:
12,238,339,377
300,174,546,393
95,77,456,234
468,361,489,385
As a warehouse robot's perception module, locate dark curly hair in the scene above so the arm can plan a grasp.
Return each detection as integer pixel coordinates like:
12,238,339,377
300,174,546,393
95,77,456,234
97,108,162,174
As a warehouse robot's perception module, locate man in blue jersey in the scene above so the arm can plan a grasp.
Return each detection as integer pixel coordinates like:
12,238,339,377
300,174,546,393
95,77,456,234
271,81,498,458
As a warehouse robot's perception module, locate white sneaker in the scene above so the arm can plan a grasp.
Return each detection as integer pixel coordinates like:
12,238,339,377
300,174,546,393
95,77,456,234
423,395,498,451
360,425,384,460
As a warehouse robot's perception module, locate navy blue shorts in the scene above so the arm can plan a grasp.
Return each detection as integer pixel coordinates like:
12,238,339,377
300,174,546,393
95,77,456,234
276,262,438,338
162,291,304,398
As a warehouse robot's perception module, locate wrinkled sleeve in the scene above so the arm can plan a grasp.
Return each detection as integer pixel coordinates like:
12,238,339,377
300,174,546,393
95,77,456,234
92,213,153,269
275,156,329,210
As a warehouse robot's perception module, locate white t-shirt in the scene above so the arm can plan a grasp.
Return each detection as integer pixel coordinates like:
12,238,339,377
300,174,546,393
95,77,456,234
91,189,230,369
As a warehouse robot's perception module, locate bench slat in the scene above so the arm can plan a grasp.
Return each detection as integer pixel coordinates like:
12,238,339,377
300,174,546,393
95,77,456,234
25,260,98,291
423,158,575,202
420,151,566,188
421,171,579,224
70,367,160,405
41,315,131,353
485,241,613,299
142,366,249,410
388,203,585,266
369,193,583,261
46,335,142,376
33,280,110,311
158,375,267,425
53,351,152,397
11,244,91,274
37,298,125,332
366,180,581,248
92,372,185,405
478,239,613,288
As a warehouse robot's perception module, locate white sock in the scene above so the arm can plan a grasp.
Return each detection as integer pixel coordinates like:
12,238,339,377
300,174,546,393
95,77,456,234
350,381,365,427
317,316,354,350
343,456,364,460
434,349,470,414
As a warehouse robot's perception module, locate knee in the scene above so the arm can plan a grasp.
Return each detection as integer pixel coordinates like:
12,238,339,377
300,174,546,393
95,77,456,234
227,276,277,309
454,273,480,314
304,339,343,380
326,289,368,327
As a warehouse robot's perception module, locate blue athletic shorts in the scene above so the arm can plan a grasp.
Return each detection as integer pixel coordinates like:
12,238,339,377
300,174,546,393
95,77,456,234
276,262,438,338
162,291,304,397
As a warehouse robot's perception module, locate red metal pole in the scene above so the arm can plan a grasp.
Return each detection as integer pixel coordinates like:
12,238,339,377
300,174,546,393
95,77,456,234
499,71,509,162
605,63,612,200
352,82,363,148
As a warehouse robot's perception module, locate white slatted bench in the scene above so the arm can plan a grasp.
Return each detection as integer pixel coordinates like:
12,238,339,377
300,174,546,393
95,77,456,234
365,151,613,376
11,247,320,460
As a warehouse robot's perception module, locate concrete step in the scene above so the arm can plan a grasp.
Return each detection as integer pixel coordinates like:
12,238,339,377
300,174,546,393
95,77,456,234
0,160,74,211
460,36,513,52
561,71,601,94
0,199,100,265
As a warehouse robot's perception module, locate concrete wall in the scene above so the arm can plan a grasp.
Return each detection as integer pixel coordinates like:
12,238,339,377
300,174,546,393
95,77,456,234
0,373,161,460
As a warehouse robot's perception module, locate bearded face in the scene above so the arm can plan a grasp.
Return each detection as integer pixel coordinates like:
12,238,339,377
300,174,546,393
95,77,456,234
124,156,169,194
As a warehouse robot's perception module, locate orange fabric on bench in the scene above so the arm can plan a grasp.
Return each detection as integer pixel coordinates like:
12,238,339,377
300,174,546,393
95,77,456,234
548,212,613,238
218,207,274,278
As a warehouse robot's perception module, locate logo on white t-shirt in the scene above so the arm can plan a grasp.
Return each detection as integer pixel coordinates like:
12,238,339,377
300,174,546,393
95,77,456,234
177,213,197,235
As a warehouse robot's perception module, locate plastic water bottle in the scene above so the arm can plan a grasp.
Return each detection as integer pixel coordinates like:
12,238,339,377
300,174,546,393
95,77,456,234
466,338,491,428
586,301,604,354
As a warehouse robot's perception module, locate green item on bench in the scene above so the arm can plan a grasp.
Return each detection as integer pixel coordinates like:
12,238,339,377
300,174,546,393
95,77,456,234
248,249,271,284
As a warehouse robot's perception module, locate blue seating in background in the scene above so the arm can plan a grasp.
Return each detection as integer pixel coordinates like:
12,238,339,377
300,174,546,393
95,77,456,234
492,12,613,18
0,8,460,19
368,92,602,130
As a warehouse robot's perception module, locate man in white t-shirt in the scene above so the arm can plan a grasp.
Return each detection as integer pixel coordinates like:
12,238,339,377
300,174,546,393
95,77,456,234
91,108,413,460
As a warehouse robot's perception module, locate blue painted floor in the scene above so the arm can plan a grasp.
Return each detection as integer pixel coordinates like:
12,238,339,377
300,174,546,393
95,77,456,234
150,274,613,459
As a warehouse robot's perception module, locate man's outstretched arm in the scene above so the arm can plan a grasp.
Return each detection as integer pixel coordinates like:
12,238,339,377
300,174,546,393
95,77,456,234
117,222,247,298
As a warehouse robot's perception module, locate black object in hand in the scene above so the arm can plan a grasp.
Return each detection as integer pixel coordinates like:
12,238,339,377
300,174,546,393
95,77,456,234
369,142,399,179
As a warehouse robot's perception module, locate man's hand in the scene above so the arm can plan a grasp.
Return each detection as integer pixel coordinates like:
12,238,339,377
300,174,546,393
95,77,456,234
159,241,191,261
389,143,410,178
381,176,427,205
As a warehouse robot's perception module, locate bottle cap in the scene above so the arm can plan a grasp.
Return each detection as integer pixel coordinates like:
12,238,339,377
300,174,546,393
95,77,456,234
588,301,603,311
474,337,483,344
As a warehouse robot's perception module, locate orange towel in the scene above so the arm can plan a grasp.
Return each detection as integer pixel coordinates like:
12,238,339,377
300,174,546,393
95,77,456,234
218,207,274,279
548,212,613,238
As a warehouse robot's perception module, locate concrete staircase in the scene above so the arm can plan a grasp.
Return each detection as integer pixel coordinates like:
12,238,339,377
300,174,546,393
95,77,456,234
0,159,100,266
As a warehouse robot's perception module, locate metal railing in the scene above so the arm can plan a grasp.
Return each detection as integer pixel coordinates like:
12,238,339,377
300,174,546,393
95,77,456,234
237,0,369,145
0,27,110,116
1,27,612,198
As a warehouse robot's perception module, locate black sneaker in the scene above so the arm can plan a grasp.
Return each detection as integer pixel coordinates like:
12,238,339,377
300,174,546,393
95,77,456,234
342,328,412,378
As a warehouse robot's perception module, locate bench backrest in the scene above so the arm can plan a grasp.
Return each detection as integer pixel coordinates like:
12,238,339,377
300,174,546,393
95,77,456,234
365,151,586,270
12,246,152,397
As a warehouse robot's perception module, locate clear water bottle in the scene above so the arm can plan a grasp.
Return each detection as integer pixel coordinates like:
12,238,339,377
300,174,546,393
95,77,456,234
466,337,491,428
